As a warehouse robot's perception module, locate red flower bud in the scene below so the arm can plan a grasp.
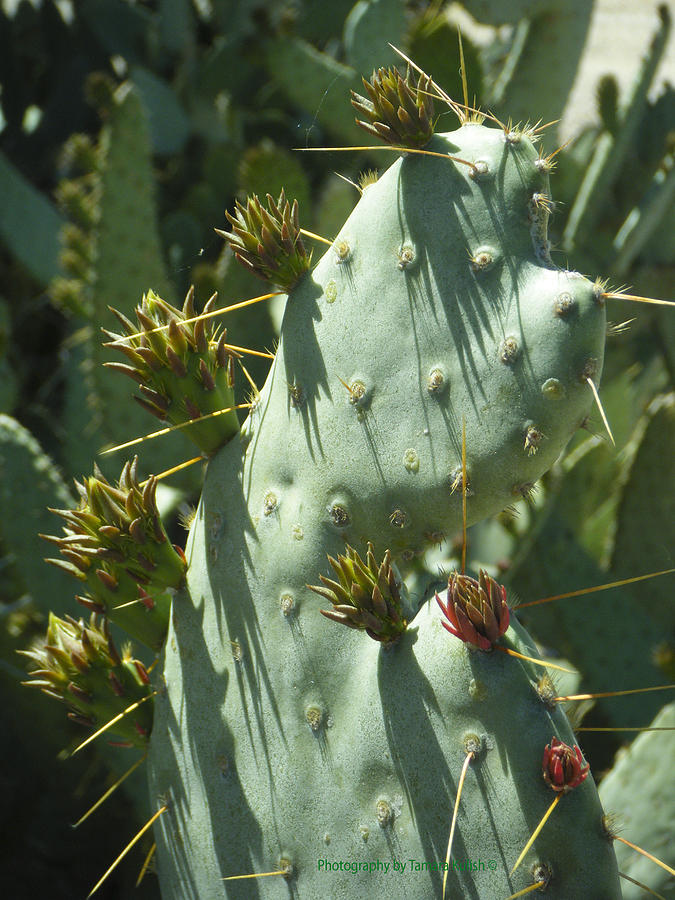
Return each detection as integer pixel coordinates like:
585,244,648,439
542,737,590,793
436,570,510,650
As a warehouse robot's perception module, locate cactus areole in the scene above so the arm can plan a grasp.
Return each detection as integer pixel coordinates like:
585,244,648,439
144,105,621,900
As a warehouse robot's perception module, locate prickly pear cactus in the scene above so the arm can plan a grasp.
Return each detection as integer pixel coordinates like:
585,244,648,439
142,72,620,898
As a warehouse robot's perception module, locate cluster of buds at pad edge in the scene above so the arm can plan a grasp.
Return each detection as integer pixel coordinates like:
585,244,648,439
42,457,185,650
436,570,510,651
20,613,153,748
542,737,590,793
103,286,241,456
218,189,311,291
308,542,408,644
351,66,435,149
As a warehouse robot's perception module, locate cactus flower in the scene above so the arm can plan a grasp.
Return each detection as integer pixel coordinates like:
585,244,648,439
542,737,590,793
20,613,153,747
436,570,510,650
218,189,310,290
308,542,409,644
350,66,435,148
42,457,185,649
104,287,241,455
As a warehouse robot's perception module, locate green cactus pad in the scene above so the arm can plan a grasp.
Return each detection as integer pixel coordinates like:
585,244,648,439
599,702,675,900
0,414,75,614
149,590,620,897
214,122,605,560
79,82,198,478
147,119,617,898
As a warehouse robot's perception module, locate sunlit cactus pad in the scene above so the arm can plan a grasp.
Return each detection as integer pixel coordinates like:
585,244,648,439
147,106,616,898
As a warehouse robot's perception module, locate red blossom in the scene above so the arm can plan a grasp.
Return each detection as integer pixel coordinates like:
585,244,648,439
436,570,510,650
542,737,590,793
